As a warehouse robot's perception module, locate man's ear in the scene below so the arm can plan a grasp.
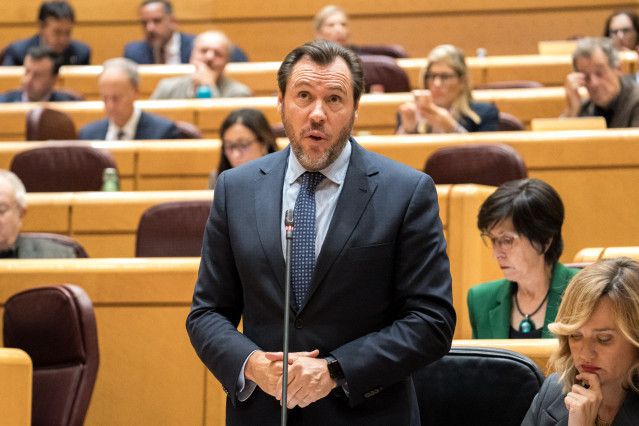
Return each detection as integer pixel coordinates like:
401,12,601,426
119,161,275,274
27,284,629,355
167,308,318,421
277,90,283,113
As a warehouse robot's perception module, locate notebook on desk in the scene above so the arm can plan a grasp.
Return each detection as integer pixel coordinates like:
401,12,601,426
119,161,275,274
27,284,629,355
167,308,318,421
530,117,607,131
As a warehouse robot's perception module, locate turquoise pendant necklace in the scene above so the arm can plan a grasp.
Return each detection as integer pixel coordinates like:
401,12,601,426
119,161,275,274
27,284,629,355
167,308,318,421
514,285,551,333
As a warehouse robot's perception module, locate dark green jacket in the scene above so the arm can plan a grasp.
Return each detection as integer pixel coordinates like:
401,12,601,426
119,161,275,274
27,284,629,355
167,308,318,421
467,263,579,339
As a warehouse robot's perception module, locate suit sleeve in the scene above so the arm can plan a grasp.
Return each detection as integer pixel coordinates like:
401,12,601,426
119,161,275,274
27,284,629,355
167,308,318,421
186,172,262,406
2,45,20,66
332,173,456,407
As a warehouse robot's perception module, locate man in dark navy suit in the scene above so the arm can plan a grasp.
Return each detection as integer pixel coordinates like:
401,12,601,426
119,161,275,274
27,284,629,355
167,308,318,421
2,1,90,66
123,0,195,65
78,58,180,140
0,47,80,102
123,0,248,64
187,40,455,425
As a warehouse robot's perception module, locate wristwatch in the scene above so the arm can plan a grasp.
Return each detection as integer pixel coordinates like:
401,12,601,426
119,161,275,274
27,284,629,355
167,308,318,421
325,355,346,388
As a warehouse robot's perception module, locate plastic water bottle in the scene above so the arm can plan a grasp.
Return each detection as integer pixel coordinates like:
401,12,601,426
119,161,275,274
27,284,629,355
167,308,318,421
101,167,120,191
196,86,212,98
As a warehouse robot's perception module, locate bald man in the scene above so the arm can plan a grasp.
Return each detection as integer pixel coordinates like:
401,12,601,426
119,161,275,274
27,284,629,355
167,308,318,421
151,31,252,99
79,57,180,140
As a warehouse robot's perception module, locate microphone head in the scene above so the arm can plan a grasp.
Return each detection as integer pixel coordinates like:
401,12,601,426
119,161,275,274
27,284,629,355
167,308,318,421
285,209,294,227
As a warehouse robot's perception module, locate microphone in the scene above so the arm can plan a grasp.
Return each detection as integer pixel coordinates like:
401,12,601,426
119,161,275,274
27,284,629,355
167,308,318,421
281,209,294,426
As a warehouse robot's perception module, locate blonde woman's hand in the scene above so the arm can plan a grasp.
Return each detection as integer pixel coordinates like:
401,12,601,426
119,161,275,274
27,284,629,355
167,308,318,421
564,372,602,426
398,102,418,133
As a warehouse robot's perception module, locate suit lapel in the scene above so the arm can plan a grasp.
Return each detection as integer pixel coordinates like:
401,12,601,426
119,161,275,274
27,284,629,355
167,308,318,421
488,282,512,338
301,141,377,308
254,149,289,300
134,111,148,139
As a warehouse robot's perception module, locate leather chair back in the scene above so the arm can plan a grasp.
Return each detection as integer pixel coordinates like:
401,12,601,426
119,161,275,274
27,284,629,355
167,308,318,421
10,143,117,192
414,346,544,426
26,106,78,141
424,143,528,187
20,233,89,258
360,55,411,93
498,112,525,131
3,284,99,426
135,200,212,257
176,121,203,139
355,44,409,58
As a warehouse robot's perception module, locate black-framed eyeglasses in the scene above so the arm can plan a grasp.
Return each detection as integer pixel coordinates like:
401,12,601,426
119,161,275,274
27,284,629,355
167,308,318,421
223,138,257,155
610,27,635,35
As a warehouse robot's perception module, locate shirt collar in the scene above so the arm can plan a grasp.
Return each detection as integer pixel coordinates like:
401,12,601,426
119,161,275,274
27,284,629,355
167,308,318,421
107,107,141,140
286,138,352,185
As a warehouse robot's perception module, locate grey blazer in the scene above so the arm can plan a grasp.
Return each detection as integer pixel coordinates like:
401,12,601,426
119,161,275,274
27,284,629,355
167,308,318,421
578,77,639,128
522,373,639,425
14,235,77,259
150,75,252,100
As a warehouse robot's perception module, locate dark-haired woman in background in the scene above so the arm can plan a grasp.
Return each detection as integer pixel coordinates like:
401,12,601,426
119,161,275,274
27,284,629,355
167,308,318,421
604,10,639,52
467,178,579,339
208,108,279,189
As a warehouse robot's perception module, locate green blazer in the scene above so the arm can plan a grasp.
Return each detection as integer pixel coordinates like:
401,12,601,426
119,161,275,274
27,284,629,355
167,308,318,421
467,263,579,339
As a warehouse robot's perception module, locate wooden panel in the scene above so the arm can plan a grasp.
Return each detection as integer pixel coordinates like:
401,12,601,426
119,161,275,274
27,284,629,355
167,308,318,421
0,348,32,426
21,192,72,233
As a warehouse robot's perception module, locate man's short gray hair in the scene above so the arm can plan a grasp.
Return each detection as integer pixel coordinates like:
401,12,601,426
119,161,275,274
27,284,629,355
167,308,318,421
573,37,620,70
0,170,26,209
101,57,140,88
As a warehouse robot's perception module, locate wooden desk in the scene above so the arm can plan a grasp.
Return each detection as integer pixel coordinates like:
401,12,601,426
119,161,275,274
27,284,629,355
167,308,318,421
2,53,630,99
0,258,221,426
574,246,639,263
22,190,214,257
0,348,32,426
0,87,568,140
19,184,500,340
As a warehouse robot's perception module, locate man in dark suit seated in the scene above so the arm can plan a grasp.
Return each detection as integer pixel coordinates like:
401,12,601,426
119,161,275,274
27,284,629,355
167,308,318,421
78,58,180,140
123,0,248,64
2,1,91,66
150,31,252,99
0,46,79,102
0,170,77,258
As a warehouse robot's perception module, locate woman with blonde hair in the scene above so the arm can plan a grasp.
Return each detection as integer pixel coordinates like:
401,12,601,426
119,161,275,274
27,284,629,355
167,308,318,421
396,44,499,134
522,257,639,425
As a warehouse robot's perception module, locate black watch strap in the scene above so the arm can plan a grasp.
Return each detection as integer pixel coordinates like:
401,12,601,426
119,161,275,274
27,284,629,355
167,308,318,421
325,355,346,387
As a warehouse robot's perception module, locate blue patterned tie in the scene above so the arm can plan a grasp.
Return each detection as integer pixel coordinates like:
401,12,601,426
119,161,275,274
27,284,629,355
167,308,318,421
291,172,325,309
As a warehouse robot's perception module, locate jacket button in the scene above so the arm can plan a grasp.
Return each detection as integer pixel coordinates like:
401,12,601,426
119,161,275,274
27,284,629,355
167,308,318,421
294,318,304,329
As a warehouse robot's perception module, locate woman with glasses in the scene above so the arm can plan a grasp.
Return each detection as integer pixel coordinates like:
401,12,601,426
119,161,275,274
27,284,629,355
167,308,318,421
208,108,279,189
395,44,499,134
467,178,579,339
522,257,639,426
604,10,639,52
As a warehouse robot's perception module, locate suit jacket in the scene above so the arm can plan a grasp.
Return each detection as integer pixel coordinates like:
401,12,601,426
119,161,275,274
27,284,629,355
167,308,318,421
187,139,456,426
150,74,252,99
521,373,639,425
0,89,79,103
578,77,639,128
467,263,578,339
395,101,500,133
78,110,180,140
10,234,77,259
2,34,91,66
123,32,195,64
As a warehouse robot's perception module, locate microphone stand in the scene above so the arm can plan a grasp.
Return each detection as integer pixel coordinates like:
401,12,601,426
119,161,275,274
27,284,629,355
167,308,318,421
281,210,294,426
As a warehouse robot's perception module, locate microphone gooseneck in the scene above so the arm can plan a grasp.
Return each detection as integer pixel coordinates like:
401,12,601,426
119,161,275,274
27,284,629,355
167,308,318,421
282,209,294,426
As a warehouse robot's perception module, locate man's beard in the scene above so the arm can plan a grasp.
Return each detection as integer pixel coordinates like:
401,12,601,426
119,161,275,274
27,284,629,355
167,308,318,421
282,103,355,172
